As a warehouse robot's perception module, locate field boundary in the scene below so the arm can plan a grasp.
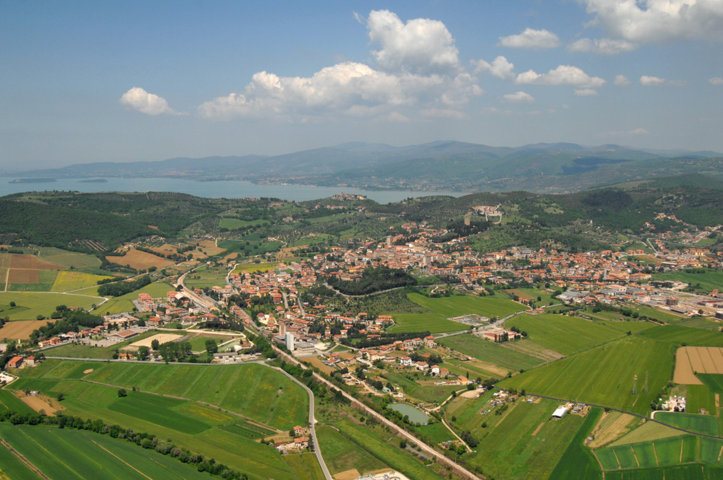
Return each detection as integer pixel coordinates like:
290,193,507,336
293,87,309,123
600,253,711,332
90,439,152,480
0,438,51,480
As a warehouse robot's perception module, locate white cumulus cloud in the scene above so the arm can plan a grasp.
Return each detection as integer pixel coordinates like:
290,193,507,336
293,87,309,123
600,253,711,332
119,87,180,116
583,0,723,43
640,75,666,86
198,11,481,120
499,28,560,49
614,74,631,86
709,77,723,85
503,91,535,103
516,65,605,88
473,56,515,79
366,9,459,74
568,37,637,54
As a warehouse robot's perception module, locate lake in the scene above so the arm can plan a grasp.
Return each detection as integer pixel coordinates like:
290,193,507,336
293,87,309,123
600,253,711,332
0,177,461,204
389,403,430,425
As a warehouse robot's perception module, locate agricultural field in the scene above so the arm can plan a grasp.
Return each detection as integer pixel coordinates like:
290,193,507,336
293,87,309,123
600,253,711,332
98,281,174,315
408,292,526,319
500,337,674,415
438,334,543,373
0,292,100,320
595,435,723,471
51,271,113,292
10,360,313,480
652,270,723,293
45,330,175,359
654,412,719,436
674,346,723,384
548,408,602,480
232,262,277,274
638,325,723,347
610,420,683,446
184,266,229,289
106,248,175,271
459,397,590,480
36,246,102,270
506,313,624,355
0,319,49,340
316,424,387,477
7,269,58,291
0,423,216,480
387,312,469,334
503,287,557,306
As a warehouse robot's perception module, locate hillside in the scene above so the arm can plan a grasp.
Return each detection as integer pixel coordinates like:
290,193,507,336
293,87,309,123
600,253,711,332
11,142,723,194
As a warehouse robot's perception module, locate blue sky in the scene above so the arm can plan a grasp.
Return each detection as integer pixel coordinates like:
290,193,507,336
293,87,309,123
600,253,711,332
2,1,722,169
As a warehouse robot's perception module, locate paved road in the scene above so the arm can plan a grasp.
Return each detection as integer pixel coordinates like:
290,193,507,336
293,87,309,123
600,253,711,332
273,346,483,480
265,364,332,480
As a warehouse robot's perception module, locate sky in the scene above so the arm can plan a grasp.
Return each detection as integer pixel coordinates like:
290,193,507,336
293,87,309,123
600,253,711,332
1,0,722,169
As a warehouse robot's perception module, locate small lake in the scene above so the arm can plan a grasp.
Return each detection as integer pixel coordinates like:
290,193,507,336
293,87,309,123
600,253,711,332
389,403,430,425
0,177,461,204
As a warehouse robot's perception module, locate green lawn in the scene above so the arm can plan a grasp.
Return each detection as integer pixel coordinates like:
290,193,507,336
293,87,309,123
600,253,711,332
687,384,717,416
380,370,460,403
438,334,543,372
507,313,625,355
0,423,216,480
387,312,468,333
500,336,674,415
232,262,277,274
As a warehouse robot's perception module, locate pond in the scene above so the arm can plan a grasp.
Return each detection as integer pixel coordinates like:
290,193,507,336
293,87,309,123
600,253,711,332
389,403,430,425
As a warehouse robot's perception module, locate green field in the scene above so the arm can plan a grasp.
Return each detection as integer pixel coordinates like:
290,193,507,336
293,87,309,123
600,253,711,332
462,397,588,479
46,330,183,359
438,334,543,372
11,360,313,480
316,424,388,476
36,247,103,270
699,374,723,394
388,293,526,334
687,384,717,416
637,325,723,347
0,390,36,415
652,270,723,293
605,465,723,480
98,281,174,315
597,435,723,471
655,412,719,436
0,423,215,480
0,291,100,320
184,267,229,289
381,370,460,403
549,408,603,480
507,313,624,355
8,269,58,292
500,337,674,415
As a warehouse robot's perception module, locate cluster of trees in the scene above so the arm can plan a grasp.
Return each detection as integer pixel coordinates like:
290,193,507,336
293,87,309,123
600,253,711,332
154,341,194,362
30,306,103,342
98,275,151,297
327,267,417,295
341,330,431,349
0,410,247,479
245,333,275,358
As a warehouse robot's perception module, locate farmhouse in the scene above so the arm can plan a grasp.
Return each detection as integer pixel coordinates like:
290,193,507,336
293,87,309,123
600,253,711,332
6,356,23,369
110,329,138,341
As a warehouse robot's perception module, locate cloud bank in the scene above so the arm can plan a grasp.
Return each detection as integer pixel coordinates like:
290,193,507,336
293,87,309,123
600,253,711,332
119,87,180,116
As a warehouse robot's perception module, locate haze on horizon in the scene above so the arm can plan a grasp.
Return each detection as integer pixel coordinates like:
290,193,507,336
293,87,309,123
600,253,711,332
2,0,722,169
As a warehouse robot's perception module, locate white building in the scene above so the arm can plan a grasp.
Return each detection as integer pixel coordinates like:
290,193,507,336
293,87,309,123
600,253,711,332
285,332,295,351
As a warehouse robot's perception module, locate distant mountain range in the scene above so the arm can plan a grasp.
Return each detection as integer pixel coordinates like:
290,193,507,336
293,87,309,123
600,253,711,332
10,141,723,193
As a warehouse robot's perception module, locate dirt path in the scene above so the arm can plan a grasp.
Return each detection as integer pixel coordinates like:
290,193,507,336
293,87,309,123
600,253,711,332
0,438,49,480
717,445,723,462
652,442,660,466
612,450,622,469
631,446,641,467
679,438,684,463
3,268,8,292
531,422,544,436
91,439,152,480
